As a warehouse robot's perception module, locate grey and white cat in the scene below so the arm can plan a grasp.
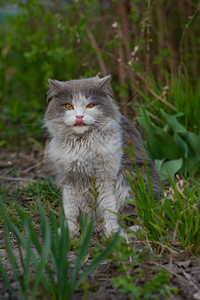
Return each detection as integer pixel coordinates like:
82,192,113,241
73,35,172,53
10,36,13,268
44,75,159,236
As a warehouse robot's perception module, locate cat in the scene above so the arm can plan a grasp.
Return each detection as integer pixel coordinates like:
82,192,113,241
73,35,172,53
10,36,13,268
44,75,160,237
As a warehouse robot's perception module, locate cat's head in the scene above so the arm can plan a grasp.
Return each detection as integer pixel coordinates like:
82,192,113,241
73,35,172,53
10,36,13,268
45,75,119,136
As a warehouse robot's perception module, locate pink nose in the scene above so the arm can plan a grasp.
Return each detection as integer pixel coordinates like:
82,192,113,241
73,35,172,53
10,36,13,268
76,115,84,125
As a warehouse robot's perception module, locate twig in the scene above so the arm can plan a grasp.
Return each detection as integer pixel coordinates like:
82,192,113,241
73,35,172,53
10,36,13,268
0,176,36,182
172,220,180,244
77,6,107,76
0,162,15,168
95,47,177,111
146,0,151,72
22,158,47,174
116,0,136,99
135,72,177,110
47,204,59,216
181,268,200,291
179,4,200,79
85,26,107,76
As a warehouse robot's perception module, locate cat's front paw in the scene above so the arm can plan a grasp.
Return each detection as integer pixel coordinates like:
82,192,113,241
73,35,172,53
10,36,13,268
67,219,79,238
104,221,121,237
58,219,79,238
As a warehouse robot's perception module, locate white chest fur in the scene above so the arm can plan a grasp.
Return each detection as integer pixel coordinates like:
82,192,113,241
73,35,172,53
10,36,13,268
47,125,123,182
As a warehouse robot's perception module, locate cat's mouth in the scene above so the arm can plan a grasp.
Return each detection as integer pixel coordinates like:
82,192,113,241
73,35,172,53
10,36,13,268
75,117,86,127
75,123,86,127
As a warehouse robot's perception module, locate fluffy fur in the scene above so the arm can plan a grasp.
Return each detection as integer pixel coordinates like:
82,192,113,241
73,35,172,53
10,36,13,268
44,75,160,236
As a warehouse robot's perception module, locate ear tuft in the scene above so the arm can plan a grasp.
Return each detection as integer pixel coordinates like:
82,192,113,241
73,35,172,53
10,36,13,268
98,75,113,97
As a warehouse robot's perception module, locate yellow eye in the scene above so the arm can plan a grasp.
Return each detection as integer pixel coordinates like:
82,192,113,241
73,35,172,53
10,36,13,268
65,104,74,110
86,104,94,109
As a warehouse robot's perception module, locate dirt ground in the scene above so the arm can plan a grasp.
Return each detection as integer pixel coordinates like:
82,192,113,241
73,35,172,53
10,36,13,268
0,149,200,300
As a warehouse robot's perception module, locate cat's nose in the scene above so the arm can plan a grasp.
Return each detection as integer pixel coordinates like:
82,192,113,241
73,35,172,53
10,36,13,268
76,115,84,125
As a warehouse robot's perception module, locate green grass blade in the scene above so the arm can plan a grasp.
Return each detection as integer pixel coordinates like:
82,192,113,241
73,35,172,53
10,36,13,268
76,232,119,289
0,256,16,299
15,205,43,257
69,217,93,297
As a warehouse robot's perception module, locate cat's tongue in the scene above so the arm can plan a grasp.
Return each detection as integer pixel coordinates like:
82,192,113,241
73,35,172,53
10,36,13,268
75,116,84,126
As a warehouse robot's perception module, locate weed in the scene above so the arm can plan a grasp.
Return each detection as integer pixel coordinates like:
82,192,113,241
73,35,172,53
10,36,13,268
19,176,61,212
92,236,177,299
162,176,200,255
0,198,119,299
126,158,200,255
138,108,200,179
0,176,61,231
111,269,177,300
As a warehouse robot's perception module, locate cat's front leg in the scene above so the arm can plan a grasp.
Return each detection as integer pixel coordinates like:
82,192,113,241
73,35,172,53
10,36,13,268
62,186,80,237
97,181,120,236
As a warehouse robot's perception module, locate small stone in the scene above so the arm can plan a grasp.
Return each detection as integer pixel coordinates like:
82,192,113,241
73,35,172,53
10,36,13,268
193,291,200,300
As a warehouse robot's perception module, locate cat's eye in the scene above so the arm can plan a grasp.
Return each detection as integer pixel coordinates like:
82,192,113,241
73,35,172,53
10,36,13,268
86,103,94,109
65,104,74,110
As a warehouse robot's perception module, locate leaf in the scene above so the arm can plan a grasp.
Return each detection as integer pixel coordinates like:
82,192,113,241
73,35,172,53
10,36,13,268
0,256,16,299
154,158,183,180
138,109,183,160
69,217,93,297
76,232,119,289
161,110,186,133
173,133,189,159
179,131,200,157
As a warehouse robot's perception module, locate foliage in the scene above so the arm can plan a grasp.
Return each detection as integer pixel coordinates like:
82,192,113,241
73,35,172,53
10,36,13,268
0,197,119,299
19,176,61,206
128,162,200,255
138,108,200,180
0,1,200,146
126,160,168,243
0,176,61,230
0,1,200,297
163,177,200,255
135,75,200,135
111,269,177,300
1,158,200,298
92,237,177,299
0,175,179,299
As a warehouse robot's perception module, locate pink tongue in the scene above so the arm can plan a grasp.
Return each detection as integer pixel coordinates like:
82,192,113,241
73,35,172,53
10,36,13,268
76,117,84,125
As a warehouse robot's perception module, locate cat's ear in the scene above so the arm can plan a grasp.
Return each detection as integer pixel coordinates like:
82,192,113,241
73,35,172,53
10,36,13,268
98,75,111,88
47,79,65,102
48,79,64,91
98,75,113,97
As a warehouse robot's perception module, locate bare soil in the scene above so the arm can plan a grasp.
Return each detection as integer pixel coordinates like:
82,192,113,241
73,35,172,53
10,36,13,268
0,149,200,300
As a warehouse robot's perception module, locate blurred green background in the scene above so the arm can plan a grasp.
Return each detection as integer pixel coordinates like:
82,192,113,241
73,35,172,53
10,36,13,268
0,0,200,176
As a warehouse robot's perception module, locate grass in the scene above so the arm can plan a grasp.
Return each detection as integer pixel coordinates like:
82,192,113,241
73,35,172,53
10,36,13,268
0,196,120,300
135,75,200,135
0,161,200,299
125,158,200,255
111,269,177,300
0,177,61,230
0,2,199,297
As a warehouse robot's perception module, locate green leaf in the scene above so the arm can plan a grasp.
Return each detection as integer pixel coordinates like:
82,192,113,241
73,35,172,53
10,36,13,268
179,131,200,157
155,158,183,180
69,217,93,297
76,232,119,289
0,255,16,299
161,110,186,133
138,109,183,160
173,133,189,159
